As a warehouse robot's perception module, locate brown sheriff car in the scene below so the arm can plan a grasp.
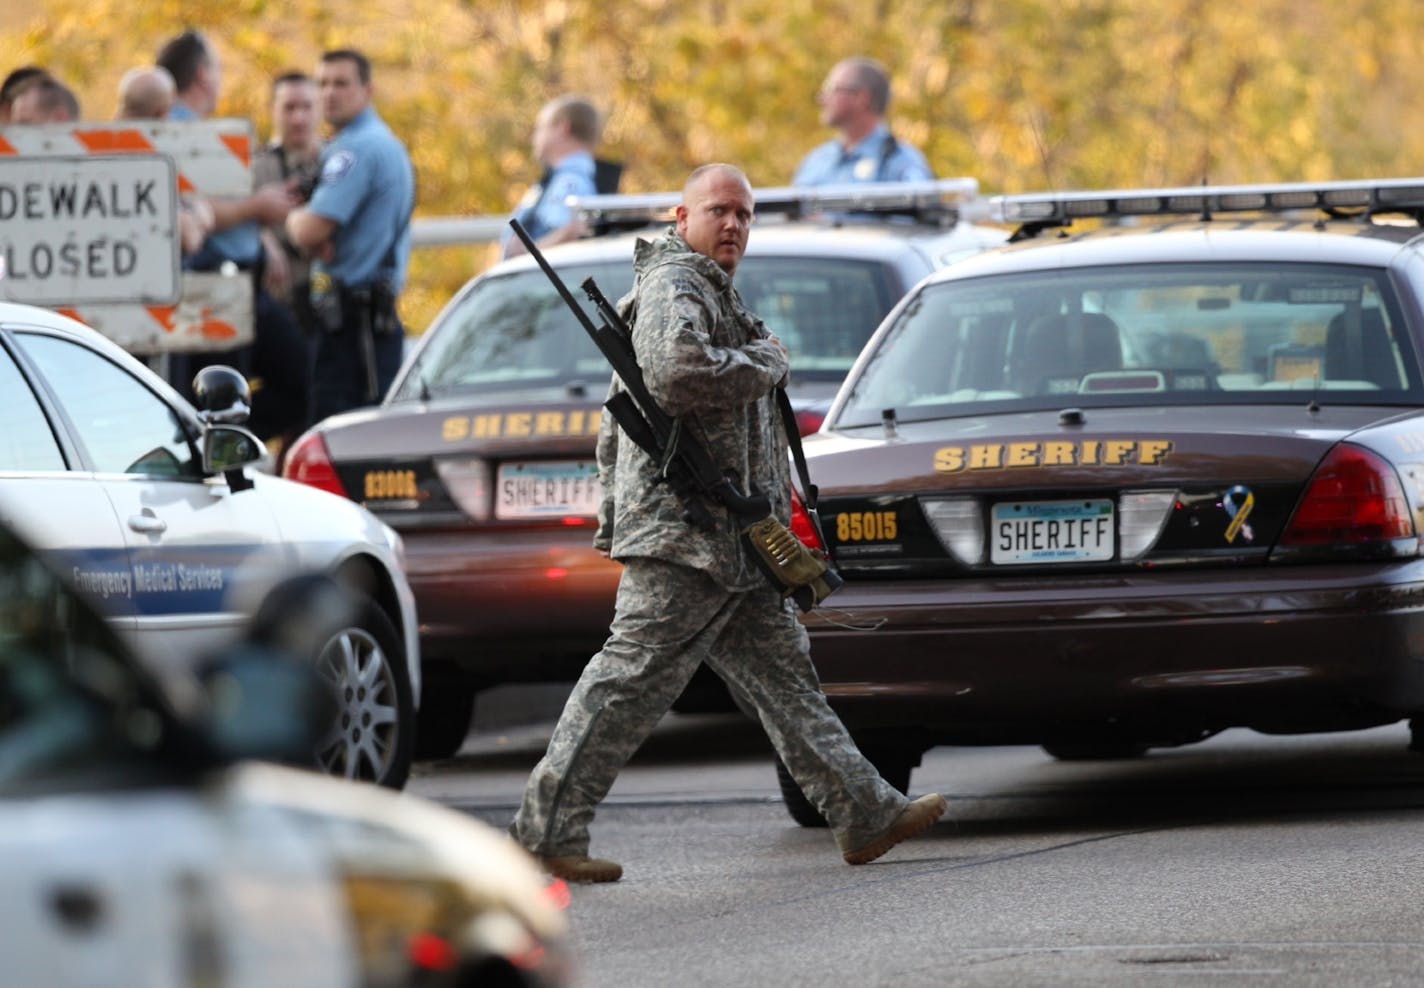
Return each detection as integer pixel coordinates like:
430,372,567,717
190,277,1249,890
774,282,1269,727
281,182,1006,758
778,178,1424,826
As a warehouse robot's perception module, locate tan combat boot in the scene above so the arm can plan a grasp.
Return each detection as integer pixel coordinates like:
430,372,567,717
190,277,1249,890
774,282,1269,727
843,793,947,865
539,854,624,883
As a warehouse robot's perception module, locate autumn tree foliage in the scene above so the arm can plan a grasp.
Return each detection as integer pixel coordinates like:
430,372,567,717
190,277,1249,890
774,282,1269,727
5,0,1424,330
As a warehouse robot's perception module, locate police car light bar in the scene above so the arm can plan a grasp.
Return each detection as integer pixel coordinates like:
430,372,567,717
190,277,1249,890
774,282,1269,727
969,178,1424,227
571,178,980,227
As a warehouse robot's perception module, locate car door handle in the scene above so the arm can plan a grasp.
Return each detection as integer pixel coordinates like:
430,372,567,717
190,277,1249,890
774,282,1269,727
127,513,168,534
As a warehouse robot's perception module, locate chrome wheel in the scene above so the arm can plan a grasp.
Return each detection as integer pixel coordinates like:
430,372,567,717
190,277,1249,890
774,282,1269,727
313,603,412,788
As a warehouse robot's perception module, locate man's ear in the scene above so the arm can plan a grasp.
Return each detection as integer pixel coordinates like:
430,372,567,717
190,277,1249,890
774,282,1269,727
675,203,689,230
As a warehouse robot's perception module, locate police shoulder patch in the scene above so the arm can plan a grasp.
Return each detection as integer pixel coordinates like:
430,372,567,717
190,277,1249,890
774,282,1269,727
322,149,357,183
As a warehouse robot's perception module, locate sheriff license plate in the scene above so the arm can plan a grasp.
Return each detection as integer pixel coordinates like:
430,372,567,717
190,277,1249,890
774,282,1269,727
496,461,601,519
991,499,1114,564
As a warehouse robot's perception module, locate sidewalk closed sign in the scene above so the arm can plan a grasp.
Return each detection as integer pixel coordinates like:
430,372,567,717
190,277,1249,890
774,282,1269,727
0,155,179,305
0,119,256,354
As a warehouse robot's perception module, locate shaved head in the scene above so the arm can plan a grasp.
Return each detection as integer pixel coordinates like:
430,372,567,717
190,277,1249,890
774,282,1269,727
677,163,755,274
683,163,751,200
118,66,176,119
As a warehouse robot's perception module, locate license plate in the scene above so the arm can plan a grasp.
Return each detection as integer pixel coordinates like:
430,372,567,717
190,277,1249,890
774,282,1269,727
495,461,602,519
990,499,1114,564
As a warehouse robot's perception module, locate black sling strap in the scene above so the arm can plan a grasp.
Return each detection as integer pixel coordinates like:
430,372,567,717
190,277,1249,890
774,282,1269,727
776,388,820,511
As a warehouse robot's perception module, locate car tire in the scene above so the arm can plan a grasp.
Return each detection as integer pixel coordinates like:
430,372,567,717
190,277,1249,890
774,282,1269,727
774,743,916,829
414,674,479,761
1041,741,1149,762
314,598,415,789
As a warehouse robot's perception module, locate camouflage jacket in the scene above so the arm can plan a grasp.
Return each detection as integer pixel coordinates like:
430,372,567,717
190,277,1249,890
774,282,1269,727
593,229,792,590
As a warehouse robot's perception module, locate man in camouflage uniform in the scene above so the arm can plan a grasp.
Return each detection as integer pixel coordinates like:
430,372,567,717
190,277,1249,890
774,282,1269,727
511,164,946,883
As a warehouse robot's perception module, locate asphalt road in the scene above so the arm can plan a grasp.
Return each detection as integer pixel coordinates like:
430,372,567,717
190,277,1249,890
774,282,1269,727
410,691,1424,987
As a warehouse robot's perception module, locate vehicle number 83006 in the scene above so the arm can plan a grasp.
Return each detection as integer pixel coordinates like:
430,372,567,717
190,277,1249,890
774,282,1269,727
836,510,897,543
365,469,419,500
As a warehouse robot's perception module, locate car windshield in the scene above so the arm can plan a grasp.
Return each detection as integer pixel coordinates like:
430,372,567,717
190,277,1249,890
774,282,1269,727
837,262,1420,427
396,254,899,400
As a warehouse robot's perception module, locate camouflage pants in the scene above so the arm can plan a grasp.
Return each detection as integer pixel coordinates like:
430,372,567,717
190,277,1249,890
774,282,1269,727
512,556,907,857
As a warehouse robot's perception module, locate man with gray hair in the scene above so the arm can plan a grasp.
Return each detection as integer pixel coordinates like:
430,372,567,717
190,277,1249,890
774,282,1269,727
793,56,934,186
503,94,605,257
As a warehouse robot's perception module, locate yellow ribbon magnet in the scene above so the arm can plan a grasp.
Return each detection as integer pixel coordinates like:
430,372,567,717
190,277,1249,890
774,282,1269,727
1223,485,1255,543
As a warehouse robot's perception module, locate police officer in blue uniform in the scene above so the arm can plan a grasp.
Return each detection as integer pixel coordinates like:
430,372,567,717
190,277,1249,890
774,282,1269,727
502,95,603,259
793,57,934,187
287,49,415,423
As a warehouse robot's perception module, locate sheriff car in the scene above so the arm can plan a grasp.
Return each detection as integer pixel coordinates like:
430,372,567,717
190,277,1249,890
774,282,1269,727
777,177,1424,826
284,180,1008,760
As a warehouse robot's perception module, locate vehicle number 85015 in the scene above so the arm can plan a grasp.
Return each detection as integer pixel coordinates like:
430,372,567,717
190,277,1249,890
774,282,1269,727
836,510,897,542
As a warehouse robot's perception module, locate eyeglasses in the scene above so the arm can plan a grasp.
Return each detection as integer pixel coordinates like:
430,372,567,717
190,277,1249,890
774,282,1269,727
818,84,861,99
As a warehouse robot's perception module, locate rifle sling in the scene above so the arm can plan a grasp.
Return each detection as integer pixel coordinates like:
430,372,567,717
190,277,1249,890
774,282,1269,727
776,388,819,511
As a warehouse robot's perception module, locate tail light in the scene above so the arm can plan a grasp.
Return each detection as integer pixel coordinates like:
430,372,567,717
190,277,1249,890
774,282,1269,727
1280,443,1414,545
793,408,826,436
407,932,457,972
282,430,349,499
789,487,826,550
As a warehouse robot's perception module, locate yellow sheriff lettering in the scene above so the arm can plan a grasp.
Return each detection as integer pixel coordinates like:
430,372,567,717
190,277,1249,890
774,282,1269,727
1104,440,1135,465
934,447,965,472
471,414,502,438
505,412,533,436
933,439,1174,473
968,444,1004,470
441,409,604,442
1138,439,1173,464
1006,442,1040,468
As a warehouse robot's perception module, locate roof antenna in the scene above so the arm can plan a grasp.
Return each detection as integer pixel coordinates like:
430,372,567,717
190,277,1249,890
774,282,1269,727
1199,174,1212,222
881,407,899,441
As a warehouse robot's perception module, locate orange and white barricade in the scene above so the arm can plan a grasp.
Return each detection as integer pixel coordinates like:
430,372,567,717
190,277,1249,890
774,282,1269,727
0,119,257,354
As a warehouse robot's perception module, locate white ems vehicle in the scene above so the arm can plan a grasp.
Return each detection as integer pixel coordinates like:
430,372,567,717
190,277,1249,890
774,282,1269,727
0,519,569,987
0,302,419,788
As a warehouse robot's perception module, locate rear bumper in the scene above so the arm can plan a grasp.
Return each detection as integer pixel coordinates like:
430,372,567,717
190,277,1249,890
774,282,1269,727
402,528,620,677
806,562,1424,744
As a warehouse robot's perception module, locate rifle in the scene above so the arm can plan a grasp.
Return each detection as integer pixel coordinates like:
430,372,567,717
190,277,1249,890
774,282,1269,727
509,218,842,611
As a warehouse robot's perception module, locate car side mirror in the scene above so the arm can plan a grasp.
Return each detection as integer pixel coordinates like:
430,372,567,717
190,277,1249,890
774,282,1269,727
203,424,266,474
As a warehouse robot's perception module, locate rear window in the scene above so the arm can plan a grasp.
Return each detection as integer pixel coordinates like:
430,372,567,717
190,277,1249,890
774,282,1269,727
398,261,633,399
396,254,897,400
736,257,896,381
836,263,1419,427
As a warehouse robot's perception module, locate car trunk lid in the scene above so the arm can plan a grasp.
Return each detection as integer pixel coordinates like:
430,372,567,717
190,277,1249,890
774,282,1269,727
313,392,604,529
810,404,1415,575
